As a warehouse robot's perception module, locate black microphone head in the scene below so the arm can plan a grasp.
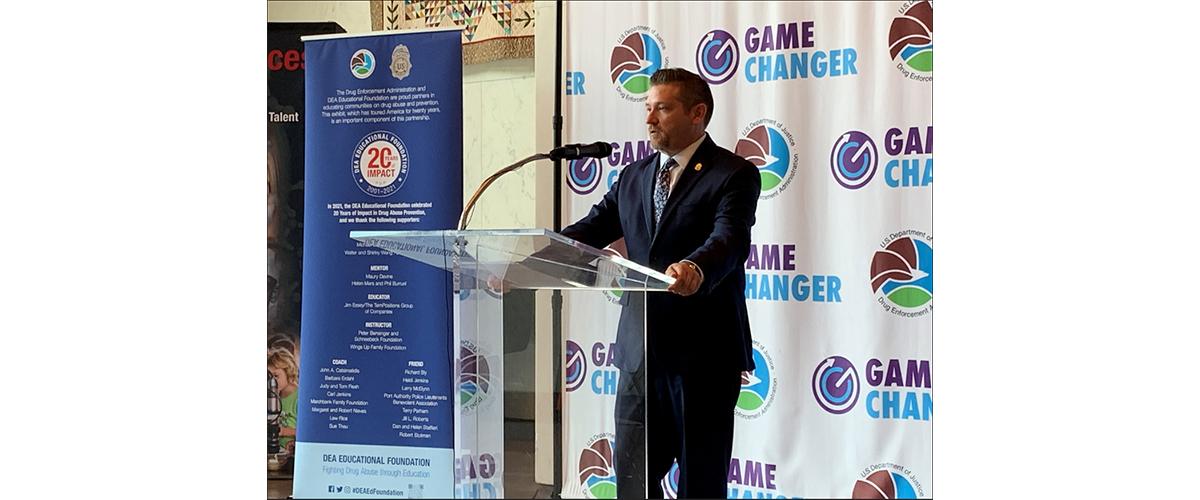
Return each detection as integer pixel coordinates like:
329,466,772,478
550,141,613,161
587,141,614,158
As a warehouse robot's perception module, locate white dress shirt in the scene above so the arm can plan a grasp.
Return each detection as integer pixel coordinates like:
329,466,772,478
657,132,708,194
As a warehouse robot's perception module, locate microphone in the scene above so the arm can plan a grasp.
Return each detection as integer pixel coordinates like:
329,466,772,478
459,141,610,229
549,141,613,161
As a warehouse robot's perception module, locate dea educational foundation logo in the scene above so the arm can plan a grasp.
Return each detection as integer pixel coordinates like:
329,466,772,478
564,340,588,392
831,130,879,189
735,341,777,419
853,463,924,499
578,434,617,498
813,355,860,414
870,230,933,318
888,1,933,81
350,48,375,79
735,119,798,200
609,27,667,102
567,157,603,195
459,340,493,413
695,29,739,84
352,131,410,197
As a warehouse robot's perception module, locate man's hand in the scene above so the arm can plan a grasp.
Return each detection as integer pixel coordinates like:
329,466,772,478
486,274,512,294
665,261,702,296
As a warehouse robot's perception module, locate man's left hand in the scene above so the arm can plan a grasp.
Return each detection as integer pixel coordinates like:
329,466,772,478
665,261,702,296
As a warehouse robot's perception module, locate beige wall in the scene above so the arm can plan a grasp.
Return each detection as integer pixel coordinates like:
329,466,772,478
266,0,372,33
531,0,557,485
461,58,538,229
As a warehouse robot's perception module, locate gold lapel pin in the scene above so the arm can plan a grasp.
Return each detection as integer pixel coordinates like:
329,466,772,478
694,162,703,171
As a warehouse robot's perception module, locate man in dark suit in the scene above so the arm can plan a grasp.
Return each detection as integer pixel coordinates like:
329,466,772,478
560,68,760,498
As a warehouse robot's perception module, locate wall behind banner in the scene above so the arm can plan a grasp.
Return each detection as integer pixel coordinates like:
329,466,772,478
559,1,933,498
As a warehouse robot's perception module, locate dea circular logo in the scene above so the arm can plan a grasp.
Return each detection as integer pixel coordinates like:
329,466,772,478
888,1,933,77
870,231,933,317
578,434,617,498
853,463,924,498
609,27,667,102
459,341,493,413
735,119,798,200
352,131,410,197
350,49,375,79
735,341,777,419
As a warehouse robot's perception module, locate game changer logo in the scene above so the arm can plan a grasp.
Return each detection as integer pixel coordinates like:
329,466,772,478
695,29,739,84
564,340,587,392
661,461,680,499
567,157,603,195
609,27,667,101
831,130,879,189
813,355,933,422
813,355,859,414
831,128,932,190
662,456,797,499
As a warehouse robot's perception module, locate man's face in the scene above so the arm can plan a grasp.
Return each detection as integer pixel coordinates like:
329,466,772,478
645,83,703,154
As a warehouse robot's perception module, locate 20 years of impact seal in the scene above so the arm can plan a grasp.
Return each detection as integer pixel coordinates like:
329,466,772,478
352,131,410,197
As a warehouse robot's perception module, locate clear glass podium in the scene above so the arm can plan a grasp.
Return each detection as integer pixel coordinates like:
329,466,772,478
350,229,673,499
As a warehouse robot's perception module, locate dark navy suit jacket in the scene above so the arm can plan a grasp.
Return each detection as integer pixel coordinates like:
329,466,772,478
561,135,760,375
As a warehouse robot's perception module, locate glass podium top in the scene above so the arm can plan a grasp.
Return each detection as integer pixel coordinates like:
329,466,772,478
350,229,674,291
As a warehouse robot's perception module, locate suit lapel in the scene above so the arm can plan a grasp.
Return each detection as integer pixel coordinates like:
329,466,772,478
656,136,716,231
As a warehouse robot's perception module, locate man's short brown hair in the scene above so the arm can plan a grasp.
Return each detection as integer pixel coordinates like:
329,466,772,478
650,68,714,127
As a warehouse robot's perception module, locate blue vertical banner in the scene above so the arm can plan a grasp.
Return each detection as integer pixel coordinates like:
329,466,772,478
295,28,463,499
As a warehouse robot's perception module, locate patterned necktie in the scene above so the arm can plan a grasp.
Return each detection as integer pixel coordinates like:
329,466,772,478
653,158,676,229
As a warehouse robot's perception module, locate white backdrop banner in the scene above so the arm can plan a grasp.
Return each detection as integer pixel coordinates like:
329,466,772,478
559,1,932,498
